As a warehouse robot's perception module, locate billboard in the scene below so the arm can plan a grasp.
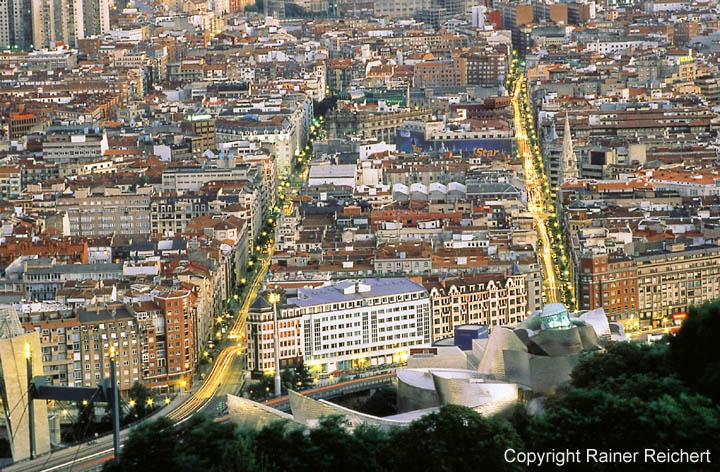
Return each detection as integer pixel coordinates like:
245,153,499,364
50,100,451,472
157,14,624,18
397,129,513,158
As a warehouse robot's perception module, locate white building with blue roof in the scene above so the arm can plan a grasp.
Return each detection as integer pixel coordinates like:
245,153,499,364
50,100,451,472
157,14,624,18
283,277,431,374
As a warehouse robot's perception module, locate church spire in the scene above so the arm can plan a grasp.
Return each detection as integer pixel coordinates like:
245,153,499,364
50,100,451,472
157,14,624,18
561,112,578,182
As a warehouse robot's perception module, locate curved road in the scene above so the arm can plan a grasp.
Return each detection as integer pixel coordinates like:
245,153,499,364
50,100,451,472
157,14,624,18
6,257,272,472
168,256,270,422
6,116,323,472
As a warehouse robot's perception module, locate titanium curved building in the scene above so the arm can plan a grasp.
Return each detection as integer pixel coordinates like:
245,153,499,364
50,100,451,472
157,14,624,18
287,389,437,431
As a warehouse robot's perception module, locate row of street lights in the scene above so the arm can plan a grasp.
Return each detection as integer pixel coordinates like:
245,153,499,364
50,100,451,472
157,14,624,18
508,52,575,308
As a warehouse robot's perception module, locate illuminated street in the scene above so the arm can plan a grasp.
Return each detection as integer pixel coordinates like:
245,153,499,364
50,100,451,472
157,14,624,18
510,69,559,304
167,117,325,422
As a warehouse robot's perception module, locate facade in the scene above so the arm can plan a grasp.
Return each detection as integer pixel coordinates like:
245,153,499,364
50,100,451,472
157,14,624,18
635,246,720,328
413,60,466,88
82,0,109,37
426,274,528,342
461,53,507,87
17,302,81,387
0,166,21,199
374,0,430,19
576,245,720,328
161,165,258,193
215,106,308,175
56,187,152,236
182,112,217,155
249,278,432,374
150,193,214,236
21,259,123,301
294,278,431,373
577,254,638,322
246,294,303,373
329,107,432,144
77,304,142,394
152,290,195,391
42,125,109,164
0,0,33,50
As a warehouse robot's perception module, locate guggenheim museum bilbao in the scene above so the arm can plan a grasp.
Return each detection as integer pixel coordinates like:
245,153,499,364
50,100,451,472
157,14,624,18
227,301,628,430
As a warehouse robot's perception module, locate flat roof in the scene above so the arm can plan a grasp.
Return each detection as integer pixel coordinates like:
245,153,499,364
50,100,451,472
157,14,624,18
287,277,426,307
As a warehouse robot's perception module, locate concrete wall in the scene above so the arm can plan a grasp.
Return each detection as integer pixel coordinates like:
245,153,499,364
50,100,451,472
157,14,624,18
0,332,50,462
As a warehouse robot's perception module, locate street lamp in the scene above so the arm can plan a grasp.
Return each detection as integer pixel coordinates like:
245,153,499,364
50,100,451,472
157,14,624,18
267,292,282,398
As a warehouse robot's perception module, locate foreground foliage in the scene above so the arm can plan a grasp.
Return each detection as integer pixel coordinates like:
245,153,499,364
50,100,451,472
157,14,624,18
107,302,720,471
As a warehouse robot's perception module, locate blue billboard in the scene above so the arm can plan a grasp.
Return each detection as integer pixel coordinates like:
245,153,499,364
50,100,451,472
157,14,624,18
396,129,513,158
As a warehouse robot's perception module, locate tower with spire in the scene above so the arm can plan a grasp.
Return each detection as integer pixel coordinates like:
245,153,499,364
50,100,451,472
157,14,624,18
561,112,578,182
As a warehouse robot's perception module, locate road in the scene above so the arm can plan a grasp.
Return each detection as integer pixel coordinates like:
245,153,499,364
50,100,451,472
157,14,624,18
2,395,186,472
511,73,560,303
167,256,271,422
5,244,273,472
5,110,326,472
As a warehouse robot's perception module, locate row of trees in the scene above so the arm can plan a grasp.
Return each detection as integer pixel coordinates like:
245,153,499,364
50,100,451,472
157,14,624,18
107,301,720,471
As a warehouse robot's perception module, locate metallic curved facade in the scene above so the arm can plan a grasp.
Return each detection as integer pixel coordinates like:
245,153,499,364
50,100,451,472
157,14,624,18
477,326,528,379
288,389,432,431
226,393,299,430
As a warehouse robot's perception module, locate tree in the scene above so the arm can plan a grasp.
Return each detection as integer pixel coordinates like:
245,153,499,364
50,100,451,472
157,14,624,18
283,359,313,392
69,401,111,442
104,417,179,472
124,381,158,422
670,299,720,403
357,386,397,417
389,405,526,472
570,341,671,390
531,387,720,471
175,415,256,472
313,96,338,117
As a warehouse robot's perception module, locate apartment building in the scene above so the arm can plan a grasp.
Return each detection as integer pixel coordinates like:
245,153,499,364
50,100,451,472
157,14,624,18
20,258,123,301
0,166,21,199
577,253,638,322
575,238,720,328
149,193,215,236
215,114,304,174
635,245,720,328
152,290,195,391
374,0,430,19
77,304,142,394
246,293,303,374
461,53,507,88
161,164,258,193
425,273,528,342
42,126,109,164
329,107,432,144
17,302,81,387
249,278,431,374
56,187,152,236
8,113,36,139
182,111,216,155
413,60,466,88
131,300,168,390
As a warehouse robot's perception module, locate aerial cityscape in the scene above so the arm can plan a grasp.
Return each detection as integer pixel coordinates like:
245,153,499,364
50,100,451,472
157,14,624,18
1,0,720,470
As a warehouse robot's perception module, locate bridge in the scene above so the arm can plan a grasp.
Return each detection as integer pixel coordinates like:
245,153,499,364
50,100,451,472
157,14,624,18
262,372,396,412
